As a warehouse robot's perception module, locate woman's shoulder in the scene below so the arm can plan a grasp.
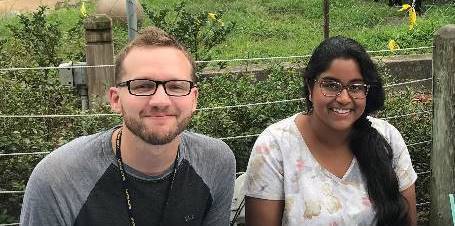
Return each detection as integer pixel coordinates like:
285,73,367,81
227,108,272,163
367,116,406,151
367,116,400,138
262,113,300,135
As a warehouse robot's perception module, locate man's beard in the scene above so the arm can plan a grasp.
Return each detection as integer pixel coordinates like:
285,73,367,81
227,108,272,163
123,109,192,145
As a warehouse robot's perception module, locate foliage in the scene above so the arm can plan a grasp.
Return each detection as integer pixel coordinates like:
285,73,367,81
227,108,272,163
61,15,86,62
191,67,303,170
0,7,116,223
6,6,62,68
0,210,15,224
142,1,235,70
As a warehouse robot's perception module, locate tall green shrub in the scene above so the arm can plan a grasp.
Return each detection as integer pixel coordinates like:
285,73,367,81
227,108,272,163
143,1,235,70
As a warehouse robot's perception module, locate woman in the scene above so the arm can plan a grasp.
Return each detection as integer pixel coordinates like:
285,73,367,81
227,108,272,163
244,36,417,226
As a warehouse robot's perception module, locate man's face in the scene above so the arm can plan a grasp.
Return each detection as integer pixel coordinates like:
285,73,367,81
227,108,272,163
109,46,198,145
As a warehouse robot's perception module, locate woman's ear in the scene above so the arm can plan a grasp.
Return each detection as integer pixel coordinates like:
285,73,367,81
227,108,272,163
308,88,313,102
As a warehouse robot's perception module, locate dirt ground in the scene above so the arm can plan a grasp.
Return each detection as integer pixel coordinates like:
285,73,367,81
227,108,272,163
0,0,80,15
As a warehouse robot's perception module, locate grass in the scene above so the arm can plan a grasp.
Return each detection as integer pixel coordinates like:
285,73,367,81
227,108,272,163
1,0,454,62
142,0,454,60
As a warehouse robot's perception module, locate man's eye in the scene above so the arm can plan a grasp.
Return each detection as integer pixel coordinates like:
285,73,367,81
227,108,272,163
167,83,186,90
132,83,155,90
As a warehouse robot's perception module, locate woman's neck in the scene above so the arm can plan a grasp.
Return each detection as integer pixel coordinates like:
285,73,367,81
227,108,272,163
302,113,351,147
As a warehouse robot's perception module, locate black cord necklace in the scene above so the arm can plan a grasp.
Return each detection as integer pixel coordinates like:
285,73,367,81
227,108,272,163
115,128,179,226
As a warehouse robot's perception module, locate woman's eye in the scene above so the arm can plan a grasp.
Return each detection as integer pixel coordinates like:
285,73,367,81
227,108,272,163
350,84,365,92
323,82,341,90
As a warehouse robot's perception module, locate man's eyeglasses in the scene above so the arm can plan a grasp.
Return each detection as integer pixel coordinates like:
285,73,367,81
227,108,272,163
316,79,369,99
116,79,196,96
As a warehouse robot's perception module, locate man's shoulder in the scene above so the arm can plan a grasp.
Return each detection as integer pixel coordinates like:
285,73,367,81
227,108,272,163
47,130,110,161
180,131,235,182
181,131,234,161
180,131,235,211
31,130,113,183
21,129,115,226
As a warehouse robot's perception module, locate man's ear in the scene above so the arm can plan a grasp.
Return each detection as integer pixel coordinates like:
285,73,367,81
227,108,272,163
191,88,199,113
108,87,122,114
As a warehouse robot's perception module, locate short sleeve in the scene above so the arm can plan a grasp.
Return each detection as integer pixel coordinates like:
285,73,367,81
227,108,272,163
244,129,284,200
20,160,66,226
202,142,236,226
384,121,418,191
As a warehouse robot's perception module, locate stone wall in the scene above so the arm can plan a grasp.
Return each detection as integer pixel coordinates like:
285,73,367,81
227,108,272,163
200,54,433,89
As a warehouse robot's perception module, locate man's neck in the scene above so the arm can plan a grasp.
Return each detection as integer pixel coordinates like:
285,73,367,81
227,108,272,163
112,127,180,176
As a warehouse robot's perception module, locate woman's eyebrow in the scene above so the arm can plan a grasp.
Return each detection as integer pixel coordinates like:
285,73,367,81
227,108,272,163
319,75,339,81
320,76,365,83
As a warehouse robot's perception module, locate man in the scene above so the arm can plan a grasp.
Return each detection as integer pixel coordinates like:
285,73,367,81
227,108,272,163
20,27,236,226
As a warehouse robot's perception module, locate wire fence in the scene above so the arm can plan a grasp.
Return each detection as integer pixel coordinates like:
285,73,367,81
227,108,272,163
0,74,433,193
0,46,434,73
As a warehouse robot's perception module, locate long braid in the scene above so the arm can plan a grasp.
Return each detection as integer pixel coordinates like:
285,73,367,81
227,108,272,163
349,116,410,226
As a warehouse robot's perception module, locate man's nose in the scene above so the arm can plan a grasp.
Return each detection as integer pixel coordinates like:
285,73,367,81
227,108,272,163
148,84,171,106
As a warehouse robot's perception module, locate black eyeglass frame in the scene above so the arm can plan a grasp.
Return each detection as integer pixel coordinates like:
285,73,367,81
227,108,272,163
315,79,370,99
116,79,197,97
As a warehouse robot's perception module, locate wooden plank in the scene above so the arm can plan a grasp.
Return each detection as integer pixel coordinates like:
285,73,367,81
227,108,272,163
430,24,455,226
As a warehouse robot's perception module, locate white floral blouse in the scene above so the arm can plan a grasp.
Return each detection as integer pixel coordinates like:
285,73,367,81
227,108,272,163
244,113,417,226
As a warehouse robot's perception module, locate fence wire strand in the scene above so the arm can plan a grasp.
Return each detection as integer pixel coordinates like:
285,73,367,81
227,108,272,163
0,47,434,72
383,78,432,88
380,111,431,120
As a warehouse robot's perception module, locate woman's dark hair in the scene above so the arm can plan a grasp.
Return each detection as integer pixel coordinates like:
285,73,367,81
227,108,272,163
303,36,410,226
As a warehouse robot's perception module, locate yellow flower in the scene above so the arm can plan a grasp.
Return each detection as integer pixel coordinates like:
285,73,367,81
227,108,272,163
218,19,224,27
408,7,417,30
80,2,88,17
208,12,217,21
398,4,411,12
388,39,400,52
398,4,417,31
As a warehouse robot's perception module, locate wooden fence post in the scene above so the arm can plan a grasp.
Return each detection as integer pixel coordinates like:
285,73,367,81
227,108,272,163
84,14,115,108
430,24,455,226
323,0,330,40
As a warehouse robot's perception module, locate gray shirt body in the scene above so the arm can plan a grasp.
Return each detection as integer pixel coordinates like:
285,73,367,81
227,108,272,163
20,128,236,226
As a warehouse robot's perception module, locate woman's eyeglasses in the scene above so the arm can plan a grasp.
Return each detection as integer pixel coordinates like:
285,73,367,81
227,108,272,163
316,79,369,99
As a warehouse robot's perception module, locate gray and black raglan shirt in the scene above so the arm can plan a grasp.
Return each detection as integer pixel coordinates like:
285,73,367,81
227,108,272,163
20,128,236,226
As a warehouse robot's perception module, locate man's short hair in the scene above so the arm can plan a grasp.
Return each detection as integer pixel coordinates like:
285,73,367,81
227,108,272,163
114,26,196,83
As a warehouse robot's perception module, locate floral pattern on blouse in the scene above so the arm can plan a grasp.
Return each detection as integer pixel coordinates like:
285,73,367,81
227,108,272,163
244,113,417,226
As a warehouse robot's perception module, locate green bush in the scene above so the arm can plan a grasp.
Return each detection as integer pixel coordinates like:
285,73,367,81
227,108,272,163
191,66,303,171
6,6,62,68
0,7,116,223
143,1,235,70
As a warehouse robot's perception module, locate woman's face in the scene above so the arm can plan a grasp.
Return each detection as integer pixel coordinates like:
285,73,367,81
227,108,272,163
309,58,367,132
